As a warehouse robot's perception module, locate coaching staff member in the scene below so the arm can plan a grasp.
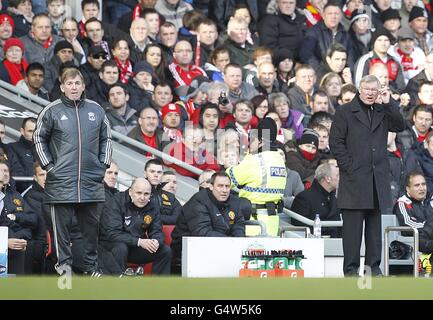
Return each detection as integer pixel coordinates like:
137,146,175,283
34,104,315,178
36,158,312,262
329,75,405,276
33,68,112,276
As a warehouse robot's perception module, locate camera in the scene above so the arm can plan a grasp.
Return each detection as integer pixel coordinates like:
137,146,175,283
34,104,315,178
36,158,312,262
218,91,229,106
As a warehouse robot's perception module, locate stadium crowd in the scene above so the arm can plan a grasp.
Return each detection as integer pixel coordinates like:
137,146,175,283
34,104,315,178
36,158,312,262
2,0,433,276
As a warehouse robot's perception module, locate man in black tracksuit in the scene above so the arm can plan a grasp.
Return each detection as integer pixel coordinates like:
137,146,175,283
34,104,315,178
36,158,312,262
144,159,182,225
33,69,112,276
99,178,171,275
394,172,433,253
171,171,245,273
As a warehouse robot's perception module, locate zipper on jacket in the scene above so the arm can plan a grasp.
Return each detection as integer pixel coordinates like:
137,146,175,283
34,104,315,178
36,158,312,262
75,101,82,202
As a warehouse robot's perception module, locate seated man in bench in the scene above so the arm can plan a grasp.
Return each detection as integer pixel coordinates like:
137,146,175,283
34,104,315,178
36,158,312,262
394,172,433,254
99,178,171,276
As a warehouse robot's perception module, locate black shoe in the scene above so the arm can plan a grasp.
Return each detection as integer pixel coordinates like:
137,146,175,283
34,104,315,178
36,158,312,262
123,267,136,276
135,266,144,276
84,270,103,278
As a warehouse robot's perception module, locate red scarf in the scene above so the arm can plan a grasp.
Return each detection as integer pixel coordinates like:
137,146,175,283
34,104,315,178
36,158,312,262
3,59,28,85
31,32,53,49
305,3,322,28
132,5,141,20
114,56,133,84
417,131,428,142
79,20,86,38
141,131,157,158
396,48,416,71
393,149,402,158
300,149,316,161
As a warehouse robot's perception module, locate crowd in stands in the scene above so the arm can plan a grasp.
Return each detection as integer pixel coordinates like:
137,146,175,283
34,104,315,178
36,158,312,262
3,0,433,275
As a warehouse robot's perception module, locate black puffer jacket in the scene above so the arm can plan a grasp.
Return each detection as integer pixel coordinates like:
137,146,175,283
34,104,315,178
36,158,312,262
33,94,112,203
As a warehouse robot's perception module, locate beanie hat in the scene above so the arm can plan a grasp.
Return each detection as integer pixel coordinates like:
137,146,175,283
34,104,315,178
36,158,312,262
256,117,277,142
380,8,401,23
184,75,210,101
161,102,182,121
371,27,392,46
251,95,267,110
298,128,319,149
0,14,14,31
272,48,294,67
133,60,154,75
54,40,74,55
4,37,25,54
409,6,429,22
350,8,369,26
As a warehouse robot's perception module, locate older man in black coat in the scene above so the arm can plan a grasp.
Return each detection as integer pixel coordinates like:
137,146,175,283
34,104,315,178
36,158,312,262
329,74,405,276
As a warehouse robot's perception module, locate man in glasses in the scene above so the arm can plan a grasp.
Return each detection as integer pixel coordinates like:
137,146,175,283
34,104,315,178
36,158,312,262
79,45,107,87
330,75,405,277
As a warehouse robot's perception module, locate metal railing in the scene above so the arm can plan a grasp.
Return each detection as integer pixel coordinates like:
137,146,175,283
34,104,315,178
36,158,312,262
279,226,311,238
384,226,419,277
282,208,343,227
245,220,267,236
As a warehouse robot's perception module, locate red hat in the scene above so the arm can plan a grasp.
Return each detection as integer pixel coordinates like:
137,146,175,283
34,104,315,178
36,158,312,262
161,102,182,121
4,38,25,54
0,14,14,31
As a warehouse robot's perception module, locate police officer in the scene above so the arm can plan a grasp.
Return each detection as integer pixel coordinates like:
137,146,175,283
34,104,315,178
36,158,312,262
226,118,287,236
144,159,182,225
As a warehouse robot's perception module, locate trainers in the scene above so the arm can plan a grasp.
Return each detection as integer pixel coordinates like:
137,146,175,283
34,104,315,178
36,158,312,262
123,267,136,276
84,270,103,278
135,266,144,276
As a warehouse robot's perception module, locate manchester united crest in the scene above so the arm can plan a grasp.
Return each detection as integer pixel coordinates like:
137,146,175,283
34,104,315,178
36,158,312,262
229,211,235,220
162,194,169,201
143,215,153,224
13,198,21,206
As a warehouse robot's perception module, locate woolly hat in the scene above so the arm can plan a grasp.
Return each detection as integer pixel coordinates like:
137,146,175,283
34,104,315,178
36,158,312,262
256,117,277,142
161,102,182,121
371,27,392,46
272,48,294,66
133,60,154,75
4,37,25,53
298,128,319,148
89,45,106,57
54,40,74,55
0,14,14,30
350,8,369,26
380,8,401,23
409,6,429,22
184,75,210,101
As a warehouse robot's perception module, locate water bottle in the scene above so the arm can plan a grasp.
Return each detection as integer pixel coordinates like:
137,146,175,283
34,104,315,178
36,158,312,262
313,214,321,238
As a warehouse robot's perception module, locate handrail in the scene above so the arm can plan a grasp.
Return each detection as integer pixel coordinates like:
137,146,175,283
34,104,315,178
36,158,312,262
279,226,311,238
111,131,203,176
384,226,419,277
0,79,49,107
245,220,267,236
282,208,343,227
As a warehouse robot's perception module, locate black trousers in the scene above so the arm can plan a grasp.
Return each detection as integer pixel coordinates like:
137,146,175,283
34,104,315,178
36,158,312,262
342,209,382,276
101,241,172,275
50,202,102,273
8,249,25,275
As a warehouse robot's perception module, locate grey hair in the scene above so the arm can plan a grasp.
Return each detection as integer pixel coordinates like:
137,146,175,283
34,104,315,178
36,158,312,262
359,75,380,88
268,92,291,109
207,82,229,100
314,163,334,182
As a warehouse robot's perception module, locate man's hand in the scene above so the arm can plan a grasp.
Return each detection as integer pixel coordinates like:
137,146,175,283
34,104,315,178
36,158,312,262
138,238,159,253
399,93,410,107
375,87,391,104
342,67,353,84
6,213,16,221
8,238,27,251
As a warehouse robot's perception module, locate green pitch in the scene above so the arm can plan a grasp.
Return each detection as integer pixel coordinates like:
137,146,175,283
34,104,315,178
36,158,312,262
1,277,433,299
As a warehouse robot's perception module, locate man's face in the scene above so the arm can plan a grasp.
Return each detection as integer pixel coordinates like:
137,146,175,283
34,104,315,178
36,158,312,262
100,66,119,85
202,108,219,131
370,65,389,88
104,162,119,188
57,48,74,63
32,17,52,42
209,176,231,202
85,21,104,43
144,13,160,36
406,174,427,201
144,163,163,186
296,68,316,93
383,18,400,33
359,80,380,105
410,17,428,34
228,22,248,44
129,180,151,208
328,164,340,191
213,52,230,71
375,0,391,10
198,23,218,46
83,3,99,21
398,38,414,54
109,86,128,109
413,110,432,134
21,121,35,142
161,174,177,193
277,0,296,15
61,21,79,42
403,0,418,12
234,103,252,126
173,41,193,66
163,111,180,129
258,63,276,89
299,143,317,154
323,5,342,30
312,95,329,113
153,85,173,107
61,75,85,101
34,165,47,189
340,91,356,104
418,84,433,104
0,21,13,41
130,20,149,43
373,35,391,54
139,108,158,135
134,71,152,90
48,0,65,18
159,26,177,48
326,51,347,73
26,69,44,90
317,129,329,150
0,163,9,185
224,66,242,91
88,53,107,70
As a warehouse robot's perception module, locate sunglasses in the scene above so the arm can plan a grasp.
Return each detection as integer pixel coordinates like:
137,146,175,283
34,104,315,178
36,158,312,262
92,54,107,60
